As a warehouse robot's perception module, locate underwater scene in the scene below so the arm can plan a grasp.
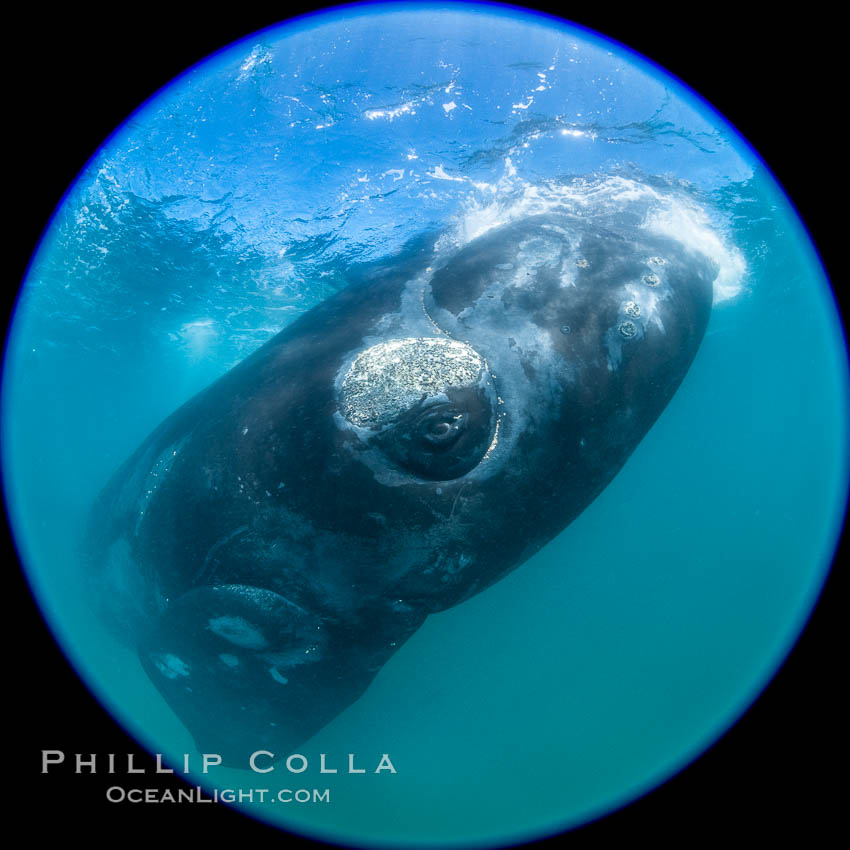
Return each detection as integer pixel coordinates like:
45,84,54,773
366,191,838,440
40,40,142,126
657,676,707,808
3,4,847,848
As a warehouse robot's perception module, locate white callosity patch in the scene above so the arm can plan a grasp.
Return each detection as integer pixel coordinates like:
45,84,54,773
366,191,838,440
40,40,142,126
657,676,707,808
219,653,240,667
605,318,644,372
367,272,446,341
339,337,484,428
510,234,572,289
207,615,268,650
152,653,191,680
605,257,675,371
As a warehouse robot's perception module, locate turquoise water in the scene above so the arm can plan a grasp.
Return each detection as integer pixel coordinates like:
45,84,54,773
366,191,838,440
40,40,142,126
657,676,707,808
2,4,848,848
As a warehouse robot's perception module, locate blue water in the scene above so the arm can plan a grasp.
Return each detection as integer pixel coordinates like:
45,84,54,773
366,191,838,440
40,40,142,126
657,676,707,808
2,4,847,848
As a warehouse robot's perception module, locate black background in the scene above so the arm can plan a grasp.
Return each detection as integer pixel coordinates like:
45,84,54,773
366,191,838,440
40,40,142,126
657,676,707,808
5,2,845,846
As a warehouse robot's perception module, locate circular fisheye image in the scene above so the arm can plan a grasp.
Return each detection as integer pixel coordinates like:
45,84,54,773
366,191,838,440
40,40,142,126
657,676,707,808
3,3,846,848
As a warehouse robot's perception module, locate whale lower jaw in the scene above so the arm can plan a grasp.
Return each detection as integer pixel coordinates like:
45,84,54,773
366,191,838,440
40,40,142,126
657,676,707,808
138,584,333,764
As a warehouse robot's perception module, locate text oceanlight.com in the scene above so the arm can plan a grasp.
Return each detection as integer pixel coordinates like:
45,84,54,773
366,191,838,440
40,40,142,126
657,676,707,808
106,786,330,804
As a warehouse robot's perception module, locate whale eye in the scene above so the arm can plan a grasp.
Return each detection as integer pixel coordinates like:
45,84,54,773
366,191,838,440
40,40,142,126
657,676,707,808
338,337,496,480
381,393,493,480
419,409,467,446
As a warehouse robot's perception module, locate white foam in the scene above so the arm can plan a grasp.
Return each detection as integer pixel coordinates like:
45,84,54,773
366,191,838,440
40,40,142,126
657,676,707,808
434,169,746,303
364,102,416,121
427,164,465,183
237,45,273,81
643,204,746,303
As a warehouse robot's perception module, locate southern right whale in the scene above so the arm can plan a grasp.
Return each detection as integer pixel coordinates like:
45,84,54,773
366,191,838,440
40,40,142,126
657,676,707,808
87,205,717,762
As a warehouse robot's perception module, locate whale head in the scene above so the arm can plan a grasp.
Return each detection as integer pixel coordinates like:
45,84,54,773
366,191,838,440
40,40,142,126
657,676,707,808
90,211,716,761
